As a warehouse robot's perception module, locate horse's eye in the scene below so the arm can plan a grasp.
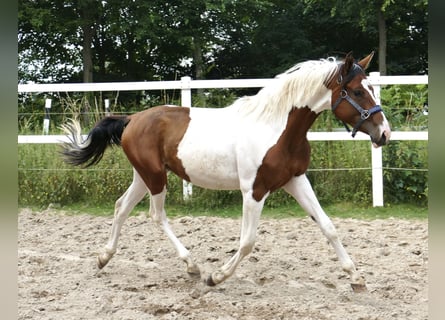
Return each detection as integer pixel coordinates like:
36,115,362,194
353,90,363,97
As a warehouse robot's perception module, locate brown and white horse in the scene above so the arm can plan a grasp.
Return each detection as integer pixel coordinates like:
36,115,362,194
62,52,390,292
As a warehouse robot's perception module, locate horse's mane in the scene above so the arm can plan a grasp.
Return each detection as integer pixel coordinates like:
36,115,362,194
232,58,339,123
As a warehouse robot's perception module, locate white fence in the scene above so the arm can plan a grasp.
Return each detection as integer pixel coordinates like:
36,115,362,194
18,73,428,206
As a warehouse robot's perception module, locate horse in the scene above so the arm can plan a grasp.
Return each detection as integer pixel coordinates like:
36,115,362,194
61,52,391,293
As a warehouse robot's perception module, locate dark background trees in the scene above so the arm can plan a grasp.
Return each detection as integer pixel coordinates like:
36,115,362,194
18,0,427,86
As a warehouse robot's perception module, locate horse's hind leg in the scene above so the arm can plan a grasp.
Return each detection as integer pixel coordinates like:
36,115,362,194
97,168,147,269
283,174,367,292
149,187,200,277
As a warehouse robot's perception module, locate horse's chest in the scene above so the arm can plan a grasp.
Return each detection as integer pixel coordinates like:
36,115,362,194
252,139,310,201
267,143,309,176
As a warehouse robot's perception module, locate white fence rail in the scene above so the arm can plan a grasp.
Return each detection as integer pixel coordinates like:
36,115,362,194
18,73,428,206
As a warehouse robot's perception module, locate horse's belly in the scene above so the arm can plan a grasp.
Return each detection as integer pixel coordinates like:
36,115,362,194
177,132,240,190
179,150,240,190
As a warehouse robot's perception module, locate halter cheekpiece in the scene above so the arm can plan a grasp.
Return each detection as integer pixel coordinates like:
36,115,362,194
331,64,383,137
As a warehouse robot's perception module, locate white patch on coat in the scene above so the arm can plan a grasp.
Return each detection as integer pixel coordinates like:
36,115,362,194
361,79,376,100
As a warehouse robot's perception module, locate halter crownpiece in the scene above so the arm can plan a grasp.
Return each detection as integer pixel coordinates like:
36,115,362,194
331,64,383,137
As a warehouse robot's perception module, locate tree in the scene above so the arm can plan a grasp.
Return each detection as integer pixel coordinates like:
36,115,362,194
19,0,427,87
304,0,427,75
18,0,82,83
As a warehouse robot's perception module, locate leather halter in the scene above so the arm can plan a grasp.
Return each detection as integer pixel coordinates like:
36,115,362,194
331,64,383,137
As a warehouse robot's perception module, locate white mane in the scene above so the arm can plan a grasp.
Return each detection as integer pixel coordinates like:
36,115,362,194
232,58,339,122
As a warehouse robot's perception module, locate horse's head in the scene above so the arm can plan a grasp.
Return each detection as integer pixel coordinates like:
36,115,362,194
328,52,391,147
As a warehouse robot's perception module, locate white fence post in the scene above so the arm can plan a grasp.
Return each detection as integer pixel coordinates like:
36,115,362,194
43,99,52,135
104,99,111,116
369,72,384,207
181,76,193,200
371,145,384,207
181,76,192,107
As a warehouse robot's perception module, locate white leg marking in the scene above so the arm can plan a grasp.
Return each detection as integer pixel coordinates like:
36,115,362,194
98,168,148,269
209,190,266,285
150,187,200,275
283,175,366,291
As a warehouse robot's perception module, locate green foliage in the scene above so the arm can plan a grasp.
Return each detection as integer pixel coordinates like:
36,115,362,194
18,144,134,208
383,141,428,205
308,141,373,204
192,88,238,109
380,84,428,130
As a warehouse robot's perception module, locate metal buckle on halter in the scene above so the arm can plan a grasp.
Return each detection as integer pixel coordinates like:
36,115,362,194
361,109,370,120
340,89,347,98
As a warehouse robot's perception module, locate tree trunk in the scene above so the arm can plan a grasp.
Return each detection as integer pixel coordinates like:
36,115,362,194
377,8,387,75
193,36,204,80
77,0,97,124
192,36,205,105
82,23,94,83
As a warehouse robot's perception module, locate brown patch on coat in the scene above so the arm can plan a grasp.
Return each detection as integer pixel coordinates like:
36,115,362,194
252,107,319,201
121,106,191,195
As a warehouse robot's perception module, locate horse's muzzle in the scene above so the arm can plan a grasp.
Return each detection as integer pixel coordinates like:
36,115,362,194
372,130,390,148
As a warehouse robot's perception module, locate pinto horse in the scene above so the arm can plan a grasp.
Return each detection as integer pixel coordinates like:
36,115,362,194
62,52,391,292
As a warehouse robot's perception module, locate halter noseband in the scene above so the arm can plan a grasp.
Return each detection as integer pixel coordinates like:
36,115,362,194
331,64,383,137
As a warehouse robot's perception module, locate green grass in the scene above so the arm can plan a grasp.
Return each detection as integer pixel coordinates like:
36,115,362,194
22,201,427,220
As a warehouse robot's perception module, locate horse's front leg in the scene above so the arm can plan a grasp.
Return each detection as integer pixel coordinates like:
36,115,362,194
97,169,147,269
206,190,265,286
282,174,367,292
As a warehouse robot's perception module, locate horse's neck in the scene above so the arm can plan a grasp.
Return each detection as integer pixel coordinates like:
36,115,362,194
280,107,320,146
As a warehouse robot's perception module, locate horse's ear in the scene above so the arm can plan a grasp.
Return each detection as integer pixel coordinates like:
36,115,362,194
342,51,354,76
358,51,374,70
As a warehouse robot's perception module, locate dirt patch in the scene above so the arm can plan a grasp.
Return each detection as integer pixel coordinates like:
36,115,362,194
18,208,427,319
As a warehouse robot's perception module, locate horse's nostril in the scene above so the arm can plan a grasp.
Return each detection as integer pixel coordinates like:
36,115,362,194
379,131,389,146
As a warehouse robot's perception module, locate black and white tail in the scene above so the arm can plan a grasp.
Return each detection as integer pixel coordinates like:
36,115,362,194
61,116,129,167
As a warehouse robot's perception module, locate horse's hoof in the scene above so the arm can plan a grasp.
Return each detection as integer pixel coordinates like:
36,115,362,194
97,255,109,269
186,265,201,279
351,283,368,293
206,274,217,286
205,270,225,286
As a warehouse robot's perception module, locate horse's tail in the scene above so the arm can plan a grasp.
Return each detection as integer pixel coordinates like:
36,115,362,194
61,116,130,167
